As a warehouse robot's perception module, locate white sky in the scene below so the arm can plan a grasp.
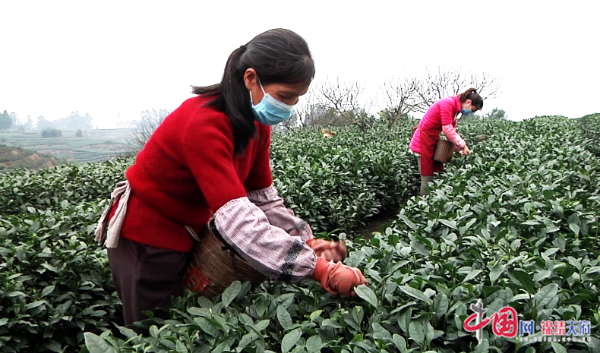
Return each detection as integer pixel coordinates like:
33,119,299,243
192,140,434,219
1,1,599,128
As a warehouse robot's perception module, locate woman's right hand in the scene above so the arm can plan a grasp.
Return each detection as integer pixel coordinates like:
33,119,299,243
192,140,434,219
311,258,367,297
461,145,471,156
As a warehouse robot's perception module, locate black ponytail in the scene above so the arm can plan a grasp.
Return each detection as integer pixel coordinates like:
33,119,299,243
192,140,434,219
458,87,484,109
192,29,315,156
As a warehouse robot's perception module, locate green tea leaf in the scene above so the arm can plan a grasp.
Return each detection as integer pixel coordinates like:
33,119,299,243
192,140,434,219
410,239,430,256
84,332,117,353
399,285,433,305
25,300,46,311
222,281,241,307
43,340,62,353
510,294,531,302
16,246,25,262
149,325,159,338
175,340,188,353
534,283,559,308
277,305,293,330
398,307,412,333
409,320,425,345
400,215,418,231
550,342,568,353
281,328,302,353
254,319,270,331
42,285,55,297
511,269,536,294
490,263,505,284
543,248,559,257
392,334,406,351
117,325,139,340
187,307,210,317
432,292,448,319
474,339,490,353
569,223,580,235
463,269,483,283
194,317,220,337
239,313,253,326
197,296,213,308
322,319,343,329
309,310,323,322
355,285,378,307
306,335,323,353
439,219,457,230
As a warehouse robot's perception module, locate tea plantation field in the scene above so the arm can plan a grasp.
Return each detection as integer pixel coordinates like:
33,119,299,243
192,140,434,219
0,115,598,353
0,129,131,166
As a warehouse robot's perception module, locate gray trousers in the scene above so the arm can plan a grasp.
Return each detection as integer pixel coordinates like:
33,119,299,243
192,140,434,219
107,236,191,326
416,156,434,195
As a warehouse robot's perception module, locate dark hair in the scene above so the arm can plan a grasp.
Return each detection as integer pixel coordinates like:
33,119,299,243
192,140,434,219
458,88,483,109
192,28,315,155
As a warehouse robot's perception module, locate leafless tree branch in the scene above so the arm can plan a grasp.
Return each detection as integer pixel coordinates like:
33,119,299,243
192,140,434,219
314,77,371,130
412,66,501,112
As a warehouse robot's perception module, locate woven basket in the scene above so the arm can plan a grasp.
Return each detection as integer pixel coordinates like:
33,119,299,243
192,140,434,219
433,139,455,163
182,221,266,298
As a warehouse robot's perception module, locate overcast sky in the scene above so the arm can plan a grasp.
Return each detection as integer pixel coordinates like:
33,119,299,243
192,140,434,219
1,1,598,128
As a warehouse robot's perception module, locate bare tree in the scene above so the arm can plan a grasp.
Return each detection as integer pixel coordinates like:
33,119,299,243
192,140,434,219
413,66,501,112
379,76,421,127
314,77,372,130
125,109,171,154
283,89,321,128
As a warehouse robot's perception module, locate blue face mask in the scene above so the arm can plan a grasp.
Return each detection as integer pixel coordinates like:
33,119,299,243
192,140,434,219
250,80,295,125
461,108,472,116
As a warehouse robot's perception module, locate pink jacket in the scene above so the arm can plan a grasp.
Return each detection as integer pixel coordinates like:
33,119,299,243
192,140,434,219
409,95,466,154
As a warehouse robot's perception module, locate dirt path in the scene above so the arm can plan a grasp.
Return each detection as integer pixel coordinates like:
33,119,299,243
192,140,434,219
356,208,399,239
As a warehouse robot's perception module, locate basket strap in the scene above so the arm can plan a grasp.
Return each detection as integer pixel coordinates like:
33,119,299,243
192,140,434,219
229,248,240,279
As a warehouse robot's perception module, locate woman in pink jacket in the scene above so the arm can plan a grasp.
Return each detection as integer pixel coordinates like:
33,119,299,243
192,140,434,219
408,88,483,195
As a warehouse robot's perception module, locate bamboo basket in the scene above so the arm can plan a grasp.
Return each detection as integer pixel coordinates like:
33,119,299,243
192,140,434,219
182,220,266,298
433,139,455,163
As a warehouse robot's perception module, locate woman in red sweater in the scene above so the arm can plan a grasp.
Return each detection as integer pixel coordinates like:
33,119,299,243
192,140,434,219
408,88,483,195
94,28,367,325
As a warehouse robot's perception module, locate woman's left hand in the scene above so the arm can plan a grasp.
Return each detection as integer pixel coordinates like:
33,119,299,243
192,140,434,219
306,239,347,263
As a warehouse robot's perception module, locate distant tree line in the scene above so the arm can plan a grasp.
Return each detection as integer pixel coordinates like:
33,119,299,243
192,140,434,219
36,112,94,130
0,110,94,131
0,110,15,131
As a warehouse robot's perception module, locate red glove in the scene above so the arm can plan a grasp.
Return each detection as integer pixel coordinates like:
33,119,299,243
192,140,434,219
306,238,347,263
311,257,367,297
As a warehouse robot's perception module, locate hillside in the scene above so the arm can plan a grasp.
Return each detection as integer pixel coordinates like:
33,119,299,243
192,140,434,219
0,144,62,172
0,128,133,167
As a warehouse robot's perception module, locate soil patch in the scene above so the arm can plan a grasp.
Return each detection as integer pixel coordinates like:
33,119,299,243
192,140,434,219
356,208,399,239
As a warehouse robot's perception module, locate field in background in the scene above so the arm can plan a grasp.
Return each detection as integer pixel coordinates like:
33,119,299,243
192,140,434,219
0,128,134,168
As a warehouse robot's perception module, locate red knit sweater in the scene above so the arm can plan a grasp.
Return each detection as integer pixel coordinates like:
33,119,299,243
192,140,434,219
113,95,273,252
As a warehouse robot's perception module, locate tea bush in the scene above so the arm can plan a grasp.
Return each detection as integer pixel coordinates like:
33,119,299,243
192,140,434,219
2,116,599,352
